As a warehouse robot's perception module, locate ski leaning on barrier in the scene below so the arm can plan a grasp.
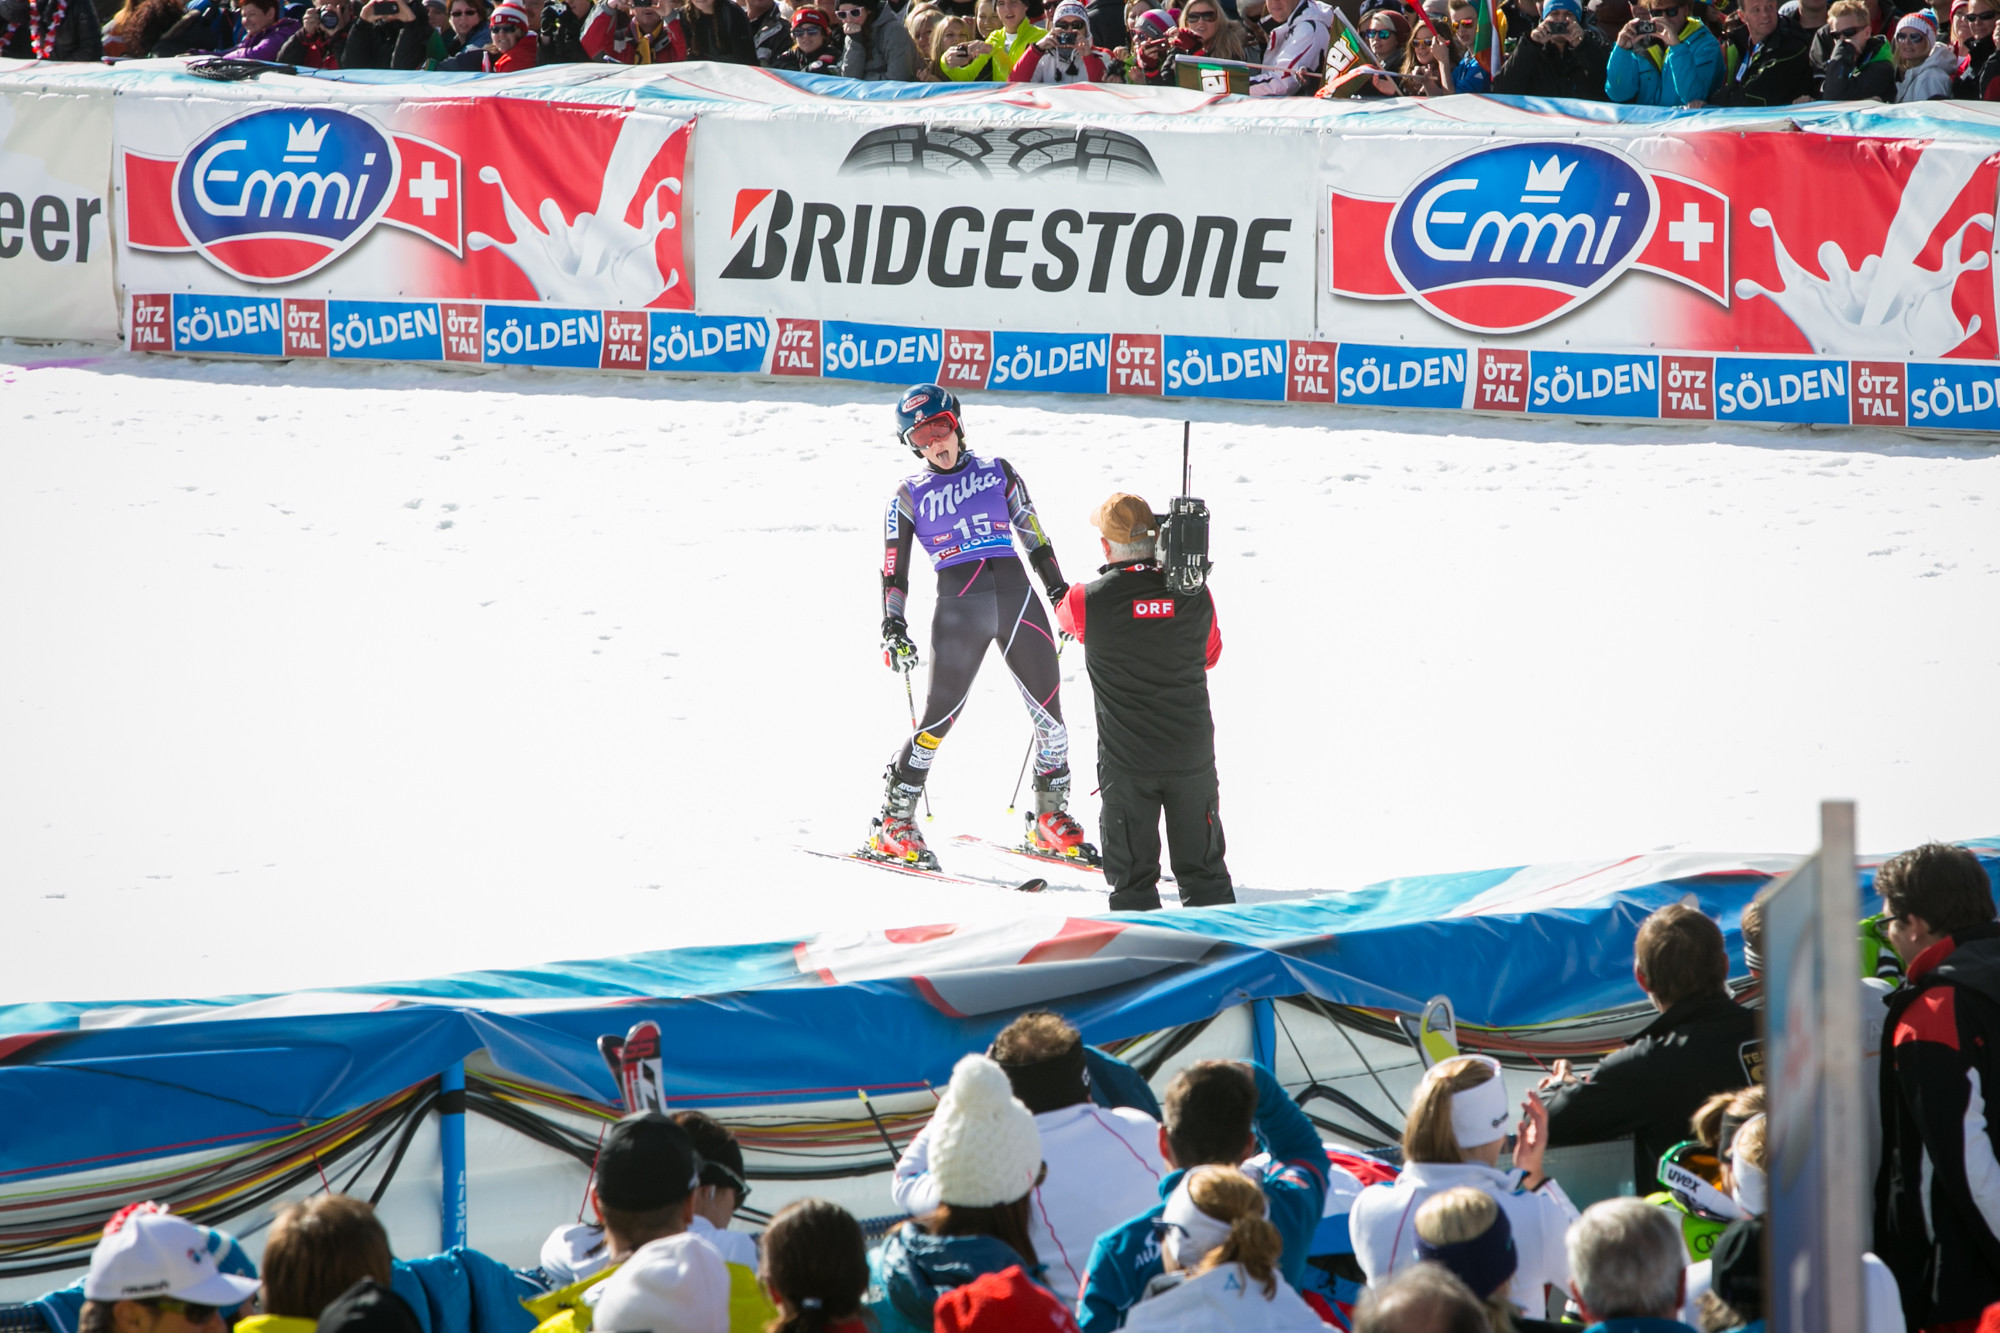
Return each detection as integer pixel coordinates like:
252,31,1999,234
867,383,1096,872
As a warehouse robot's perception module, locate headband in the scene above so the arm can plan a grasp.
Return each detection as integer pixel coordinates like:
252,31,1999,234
1415,1202,1518,1300
1158,1173,1259,1270
992,1041,1090,1114
1427,1057,1511,1149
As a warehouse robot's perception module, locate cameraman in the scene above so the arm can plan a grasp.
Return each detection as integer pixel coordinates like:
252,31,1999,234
1494,0,1610,96
1055,494,1234,913
342,0,431,66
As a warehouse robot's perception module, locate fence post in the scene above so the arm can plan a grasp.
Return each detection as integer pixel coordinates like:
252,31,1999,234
439,1063,467,1252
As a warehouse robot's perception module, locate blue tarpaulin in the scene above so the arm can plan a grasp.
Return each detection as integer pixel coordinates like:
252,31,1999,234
4,841,1995,1184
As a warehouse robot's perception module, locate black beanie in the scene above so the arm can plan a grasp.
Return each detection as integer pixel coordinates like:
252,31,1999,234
597,1112,702,1211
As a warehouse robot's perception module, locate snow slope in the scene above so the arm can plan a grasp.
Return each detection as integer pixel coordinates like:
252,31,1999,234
3,347,1996,1008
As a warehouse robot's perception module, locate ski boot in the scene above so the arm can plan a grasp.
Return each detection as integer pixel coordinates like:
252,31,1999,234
1025,772,1101,866
868,776,940,871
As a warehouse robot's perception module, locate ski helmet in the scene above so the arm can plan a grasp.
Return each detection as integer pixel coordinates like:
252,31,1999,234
895,384,962,455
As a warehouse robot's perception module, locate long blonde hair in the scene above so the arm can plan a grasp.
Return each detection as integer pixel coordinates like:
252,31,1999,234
1414,1188,1516,1333
1402,1057,1498,1165
1177,0,1244,59
1181,1165,1286,1299
1689,1085,1764,1150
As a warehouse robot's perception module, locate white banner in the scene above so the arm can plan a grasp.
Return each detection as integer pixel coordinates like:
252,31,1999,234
689,110,1316,338
0,80,115,341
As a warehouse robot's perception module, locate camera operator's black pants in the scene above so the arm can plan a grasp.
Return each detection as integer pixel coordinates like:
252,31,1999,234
1100,763,1234,912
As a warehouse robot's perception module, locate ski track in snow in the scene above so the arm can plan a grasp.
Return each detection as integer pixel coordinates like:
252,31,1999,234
2,345,1997,1008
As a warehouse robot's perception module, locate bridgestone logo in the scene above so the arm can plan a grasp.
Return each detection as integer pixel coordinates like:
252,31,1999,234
723,191,1292,301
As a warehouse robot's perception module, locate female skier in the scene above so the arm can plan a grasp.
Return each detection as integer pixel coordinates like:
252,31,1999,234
870,384,1093,871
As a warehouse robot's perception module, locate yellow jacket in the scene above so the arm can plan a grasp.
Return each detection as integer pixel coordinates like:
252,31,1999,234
984,22,1045,79
237,1317,316,1333
522,1253,775,1333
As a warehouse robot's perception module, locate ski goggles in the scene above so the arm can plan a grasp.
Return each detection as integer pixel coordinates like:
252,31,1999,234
700,1158,753,1204
903,413,961,448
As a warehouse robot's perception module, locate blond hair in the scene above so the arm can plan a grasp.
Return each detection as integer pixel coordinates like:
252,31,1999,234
1733,1115,1767,1172
1414,1189,1516,1332
1827,0,1867,19
1182,1166,1285,1299
1689,1085,1764,1149
1402,1057,1497,1165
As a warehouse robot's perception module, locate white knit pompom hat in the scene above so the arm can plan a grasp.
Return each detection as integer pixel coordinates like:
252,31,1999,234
929,1054,1043,1209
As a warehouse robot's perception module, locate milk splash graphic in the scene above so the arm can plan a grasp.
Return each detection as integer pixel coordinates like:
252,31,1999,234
468,115,683,305
1734,146,1994,359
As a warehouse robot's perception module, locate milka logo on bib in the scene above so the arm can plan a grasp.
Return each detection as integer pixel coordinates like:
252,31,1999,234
917,468,1002,523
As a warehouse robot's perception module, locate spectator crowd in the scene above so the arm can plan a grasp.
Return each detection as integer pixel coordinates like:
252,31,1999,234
35,841,2000,1333
7,0,1995,102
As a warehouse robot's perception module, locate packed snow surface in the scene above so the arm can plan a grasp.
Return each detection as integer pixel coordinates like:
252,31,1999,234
3,348,1996,1008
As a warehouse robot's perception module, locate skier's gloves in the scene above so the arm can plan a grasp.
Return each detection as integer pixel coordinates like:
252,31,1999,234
882,617,920,673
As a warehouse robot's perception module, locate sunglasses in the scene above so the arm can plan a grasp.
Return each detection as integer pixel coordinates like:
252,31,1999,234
1363,26,1398,34
1452,15,1475,24
1054,18,1087,27
1969,9,1996,18
1831,22,1864,34
449,7,477,14
1866,913,1908,943
1183,9,1217,17
146,1301,221,1325
1893,27,1926,37
834,4,863,13
703,1160,753,1203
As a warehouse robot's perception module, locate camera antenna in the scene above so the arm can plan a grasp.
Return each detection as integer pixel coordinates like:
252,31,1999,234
1182,420,1191,496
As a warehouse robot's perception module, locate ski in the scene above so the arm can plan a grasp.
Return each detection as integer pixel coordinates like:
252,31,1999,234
596,1033,627,1107
951,833,1105,875
803,848,1045,892
619,1021,665,1113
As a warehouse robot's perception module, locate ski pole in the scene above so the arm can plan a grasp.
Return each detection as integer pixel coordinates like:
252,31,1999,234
903,666,932,821
1007,734,1035,813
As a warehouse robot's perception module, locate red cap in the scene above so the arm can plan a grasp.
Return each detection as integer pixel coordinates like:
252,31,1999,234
934,1267,1080,1333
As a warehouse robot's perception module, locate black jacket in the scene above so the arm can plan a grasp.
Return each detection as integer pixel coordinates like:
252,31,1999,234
151,0,232,55
1492,24,1612,99
342,12,428,67
1956,37,2000,98
1821,31,1896,99
747,4,787,62
539,0,589,61
680,0,755,61
0,0,101,57
1543,991,1760,1192
1712,17,1815,104
1875,924,2000,1329
1062,560,1221,776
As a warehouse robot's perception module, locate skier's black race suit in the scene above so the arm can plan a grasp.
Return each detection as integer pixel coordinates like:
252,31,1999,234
881,453,1070,797
1056,559,1234,911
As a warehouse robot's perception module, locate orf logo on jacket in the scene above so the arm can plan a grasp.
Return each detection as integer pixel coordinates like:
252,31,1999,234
1330,140,1731,334
122,108,464,283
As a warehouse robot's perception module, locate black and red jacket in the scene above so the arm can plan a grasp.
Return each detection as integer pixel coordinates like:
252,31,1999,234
1875,922,2000,1329
1056,560,1220,776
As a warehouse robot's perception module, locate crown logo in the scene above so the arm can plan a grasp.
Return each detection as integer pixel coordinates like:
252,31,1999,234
1523,156,1576,195
286,119,330,156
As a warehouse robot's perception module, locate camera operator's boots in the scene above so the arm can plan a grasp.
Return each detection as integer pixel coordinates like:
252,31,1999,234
869,773,938,871
1026,772,1100,866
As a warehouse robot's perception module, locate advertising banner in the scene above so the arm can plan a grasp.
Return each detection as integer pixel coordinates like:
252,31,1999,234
1324,128,2000,364
0,82,116,340
114,89,695,313
690,115,1315,339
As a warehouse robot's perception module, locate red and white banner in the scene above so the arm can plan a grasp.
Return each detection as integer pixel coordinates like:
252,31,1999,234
115,89,694,311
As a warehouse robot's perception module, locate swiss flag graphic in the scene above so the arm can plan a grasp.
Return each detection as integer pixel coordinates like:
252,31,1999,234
382,133,464,257
1635,172,1730,306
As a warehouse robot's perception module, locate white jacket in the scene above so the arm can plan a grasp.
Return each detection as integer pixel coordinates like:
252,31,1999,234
1347,1161,1579,1315
1897,43,1956,101
1248,0,1331,97
1122,1264,1331,1332
891,1100,1168,1305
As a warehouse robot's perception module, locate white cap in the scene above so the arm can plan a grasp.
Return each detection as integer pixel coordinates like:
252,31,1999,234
929,1054,1042,1210
591,1233,728,1333
84,1208,262,1306
1426,1056,1512,1150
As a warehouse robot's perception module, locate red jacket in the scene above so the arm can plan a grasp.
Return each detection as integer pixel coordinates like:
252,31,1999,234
1007,41,1107,81
580,8,687,61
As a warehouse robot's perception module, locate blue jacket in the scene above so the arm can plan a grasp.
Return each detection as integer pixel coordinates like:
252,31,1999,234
1605,20,1723,104
1087,1045,1164,1121
1076,1064,1328,1332
868,1227,1042,1332
31,1245,539,1333
1453,54,1492,92
1585,1320,1701,1333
